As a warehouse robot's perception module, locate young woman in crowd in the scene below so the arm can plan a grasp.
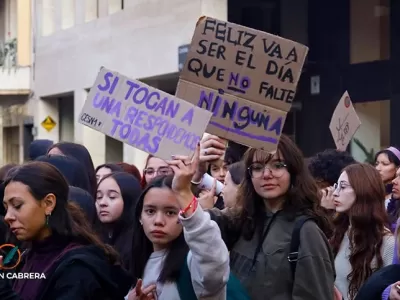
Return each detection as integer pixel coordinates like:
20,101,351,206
0,161,131,299
204,134,335,300
208,158,228,184
376,169,400,300
128,146,229,300
196,157,229,210
95,163,123,183
96,172,141,272
198,159,246,211
35,155,92,196
47,142,97,198
375,146,400,231
331,163,394,300
191,135,229,210
222,161,245,208
141,155,173,188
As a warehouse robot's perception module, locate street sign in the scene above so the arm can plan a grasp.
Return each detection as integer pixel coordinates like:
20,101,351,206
41,116,56,132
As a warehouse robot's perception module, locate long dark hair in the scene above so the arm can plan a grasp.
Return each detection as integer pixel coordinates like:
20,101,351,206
236,134,331,240
35,155,91,196
68,186,95,224
4,161,119,264
330,163,389,299
96,172,141,272
131,175,188,284
47,142,97,199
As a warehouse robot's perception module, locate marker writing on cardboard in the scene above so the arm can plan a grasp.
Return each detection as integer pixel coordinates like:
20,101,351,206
197,89,282,144
189,18,300,106
80,113,101,127
336,113,350,147
108,106,199,153
227,72,251,94
92,72,201,153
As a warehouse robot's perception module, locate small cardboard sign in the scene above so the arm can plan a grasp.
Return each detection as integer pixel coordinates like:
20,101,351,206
329,91,361,151
78,67,212,160
176,16,308,152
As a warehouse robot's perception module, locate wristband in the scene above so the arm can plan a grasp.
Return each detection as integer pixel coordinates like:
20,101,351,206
191,178,202,185
180,196,198,217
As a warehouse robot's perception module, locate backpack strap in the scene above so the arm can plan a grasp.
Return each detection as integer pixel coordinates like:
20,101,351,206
288,216,314,279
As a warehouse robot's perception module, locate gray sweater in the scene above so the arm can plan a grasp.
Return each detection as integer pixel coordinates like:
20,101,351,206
334,231,394,300
127,205,229,300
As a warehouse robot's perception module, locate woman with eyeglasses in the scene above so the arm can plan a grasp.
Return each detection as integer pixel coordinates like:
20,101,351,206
207,134,335,300
331,163,394,300
141,155,174,188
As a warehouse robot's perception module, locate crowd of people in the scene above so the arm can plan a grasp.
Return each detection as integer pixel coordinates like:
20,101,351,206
0,135,399,299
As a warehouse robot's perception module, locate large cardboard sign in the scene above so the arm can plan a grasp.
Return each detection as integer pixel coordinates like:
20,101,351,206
176,16,308,152
79,67,212,160
329,91,361,151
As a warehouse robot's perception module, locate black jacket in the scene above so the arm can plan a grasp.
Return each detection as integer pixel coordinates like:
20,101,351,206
0,245,132,300
355,264,400,300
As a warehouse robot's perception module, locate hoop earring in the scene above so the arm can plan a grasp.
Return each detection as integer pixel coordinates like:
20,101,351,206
46,213,51,226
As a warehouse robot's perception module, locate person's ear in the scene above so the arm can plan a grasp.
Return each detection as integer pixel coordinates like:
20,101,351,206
42,193,56,215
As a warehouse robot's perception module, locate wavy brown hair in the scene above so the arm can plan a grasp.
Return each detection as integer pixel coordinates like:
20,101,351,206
330,163,389,299
236,134,331,241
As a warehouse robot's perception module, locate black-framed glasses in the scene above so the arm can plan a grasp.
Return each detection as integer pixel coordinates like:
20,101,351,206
248,162,288,179
333,181,351,193
144,166,173,177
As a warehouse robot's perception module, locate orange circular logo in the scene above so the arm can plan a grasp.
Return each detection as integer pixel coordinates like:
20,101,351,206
0,244,21,270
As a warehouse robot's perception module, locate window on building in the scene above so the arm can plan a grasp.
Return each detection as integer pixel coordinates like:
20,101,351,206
350,0,390,63
0,1,5,42
228,0,280,35
109,0,123,15
85,0,98,23
41,0,55,36
61,0,75,30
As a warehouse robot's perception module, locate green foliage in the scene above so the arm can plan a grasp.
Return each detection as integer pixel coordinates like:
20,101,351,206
0,38,17,68
353,138,376,164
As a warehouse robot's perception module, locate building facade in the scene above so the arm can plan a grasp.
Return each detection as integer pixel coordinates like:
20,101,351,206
0,0,33,164
32,0,226,169
31,0,398,168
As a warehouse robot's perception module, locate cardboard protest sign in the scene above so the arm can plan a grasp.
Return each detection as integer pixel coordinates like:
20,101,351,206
329,91,361,151
79,67,212,160
176,16,308,152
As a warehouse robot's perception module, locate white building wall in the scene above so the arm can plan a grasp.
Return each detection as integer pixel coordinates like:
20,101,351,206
32,0,227,169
